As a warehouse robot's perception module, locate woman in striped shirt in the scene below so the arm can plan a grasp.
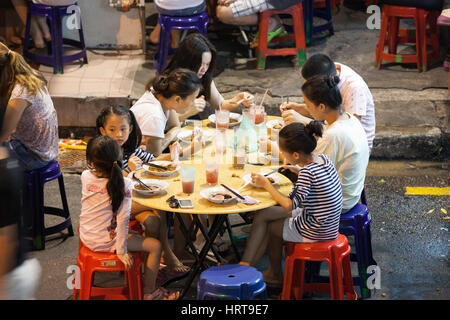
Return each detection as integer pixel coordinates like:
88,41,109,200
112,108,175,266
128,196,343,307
240,121,343,287
96,105,191,276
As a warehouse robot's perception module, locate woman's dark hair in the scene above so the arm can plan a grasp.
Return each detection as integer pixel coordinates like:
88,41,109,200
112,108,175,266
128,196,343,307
146,68,202,99
302,75,342,110
95,105,142,159
86,135,125,214
279,121,324,155
163,32,216,101
301,53,337,80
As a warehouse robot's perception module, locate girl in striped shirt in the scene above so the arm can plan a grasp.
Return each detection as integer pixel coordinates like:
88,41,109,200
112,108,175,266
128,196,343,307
240,121,343,287
96,105,191,277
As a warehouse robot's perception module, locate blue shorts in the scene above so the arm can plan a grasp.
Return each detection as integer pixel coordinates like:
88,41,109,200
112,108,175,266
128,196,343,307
154,2,206,16
6,140,51,171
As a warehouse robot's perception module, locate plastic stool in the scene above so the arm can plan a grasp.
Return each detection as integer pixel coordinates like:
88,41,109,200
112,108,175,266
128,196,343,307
23,2,88,74
75,242,144,300
155,11,209,74
197,264,268,300
25,160,74,250
256,3,307,70
281,233,357,300
339,203,377,298
375,4,440,72
303,0,334,45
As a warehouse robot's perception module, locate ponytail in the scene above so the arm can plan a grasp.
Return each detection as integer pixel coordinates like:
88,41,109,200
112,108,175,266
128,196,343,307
107,160,125,214
279,121,324,155
86,135,125,215
302,75,342,111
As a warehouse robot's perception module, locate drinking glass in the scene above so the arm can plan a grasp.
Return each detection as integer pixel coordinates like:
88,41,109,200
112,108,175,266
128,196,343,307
181,166,196,194
205,158,219,185
215,109,230,131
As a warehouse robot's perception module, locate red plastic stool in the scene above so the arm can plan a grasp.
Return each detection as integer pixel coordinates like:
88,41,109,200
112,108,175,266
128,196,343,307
256,3,307,70
74,240,144,300
375,5,440,72
281,233,357,300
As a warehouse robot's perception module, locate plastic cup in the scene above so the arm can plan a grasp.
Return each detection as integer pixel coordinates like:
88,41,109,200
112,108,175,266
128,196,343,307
181,166,195,194
205,158,219,185
216,109,230,131
215,130,227,155
233,149,246,169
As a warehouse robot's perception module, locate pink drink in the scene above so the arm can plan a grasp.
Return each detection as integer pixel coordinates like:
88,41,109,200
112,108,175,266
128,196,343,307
254,112,265,125
206,168,219,184
182,180,195,194
217,121,229,131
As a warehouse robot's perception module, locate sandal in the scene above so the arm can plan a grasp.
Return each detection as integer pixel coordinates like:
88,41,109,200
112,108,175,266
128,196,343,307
250,26,289,48
143,288,169,300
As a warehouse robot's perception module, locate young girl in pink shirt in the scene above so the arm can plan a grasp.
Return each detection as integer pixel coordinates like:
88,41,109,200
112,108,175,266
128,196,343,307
79,135,179,300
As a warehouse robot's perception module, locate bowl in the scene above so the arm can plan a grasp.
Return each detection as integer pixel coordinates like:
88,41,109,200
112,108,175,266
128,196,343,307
133,179,169,196
200,187,236,204
142,161,180,177
177,129,213,144
242,172,282,189
208,113,243,128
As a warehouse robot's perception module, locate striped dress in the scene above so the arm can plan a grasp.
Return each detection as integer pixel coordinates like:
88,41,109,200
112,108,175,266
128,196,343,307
122,148,155,171
288,154,343,241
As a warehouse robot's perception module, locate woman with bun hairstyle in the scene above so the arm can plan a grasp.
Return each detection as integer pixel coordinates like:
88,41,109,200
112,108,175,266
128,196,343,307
261,74,370,215
239,121,343,287
130,68,203,156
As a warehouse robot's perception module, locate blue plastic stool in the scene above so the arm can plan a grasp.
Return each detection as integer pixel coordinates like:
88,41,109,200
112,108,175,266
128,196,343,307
197,264,268,300
303,0,334,45
155,11,209,74
25,160,74,250
339,203,377,299
23,2,88,74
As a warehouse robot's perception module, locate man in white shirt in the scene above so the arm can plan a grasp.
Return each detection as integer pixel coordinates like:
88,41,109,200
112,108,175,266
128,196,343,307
282,53,376,150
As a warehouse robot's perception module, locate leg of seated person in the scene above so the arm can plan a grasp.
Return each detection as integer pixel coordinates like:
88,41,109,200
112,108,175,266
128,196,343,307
127,233,162,295
263,219,285,285
216,4,258,26
240,206,289,265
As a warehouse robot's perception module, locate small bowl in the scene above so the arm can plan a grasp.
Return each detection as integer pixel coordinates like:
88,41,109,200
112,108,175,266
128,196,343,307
242,172,282,189
142,161,180,177
200,187,236,204
208,113,243,128
133,179,169,196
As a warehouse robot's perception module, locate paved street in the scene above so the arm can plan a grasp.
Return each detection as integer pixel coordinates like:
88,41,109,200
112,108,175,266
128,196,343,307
28,161,449,300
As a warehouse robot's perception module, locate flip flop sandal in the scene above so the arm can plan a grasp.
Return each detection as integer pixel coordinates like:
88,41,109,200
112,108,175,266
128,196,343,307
250,26,289,48
143,287,169,300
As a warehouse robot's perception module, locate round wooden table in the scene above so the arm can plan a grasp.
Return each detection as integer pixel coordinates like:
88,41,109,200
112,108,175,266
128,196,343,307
132,115,292,299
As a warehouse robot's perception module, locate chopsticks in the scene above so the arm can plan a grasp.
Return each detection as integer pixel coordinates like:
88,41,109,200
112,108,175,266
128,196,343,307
221,184,246,201
264,168,279,177
124,167,153,191
144,162,167,170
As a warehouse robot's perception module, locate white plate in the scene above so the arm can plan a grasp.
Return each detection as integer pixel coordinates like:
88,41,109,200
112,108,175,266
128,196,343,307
177,130,214,144
243,172,282,189
133,179,169,196
200,187,236,204
266,119,284,131
257,152,281,165
142,161,180,177
208,113,243,128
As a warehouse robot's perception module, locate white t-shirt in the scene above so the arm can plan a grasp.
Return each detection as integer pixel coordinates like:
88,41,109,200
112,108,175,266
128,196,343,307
336,63,376,150
155,0,204,10
314,113,370,210
79,171,132,255
130,90,170,139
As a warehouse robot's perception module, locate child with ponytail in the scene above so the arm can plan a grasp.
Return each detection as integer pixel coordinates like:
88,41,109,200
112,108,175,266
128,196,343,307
79,135,179,300
239,121,343,287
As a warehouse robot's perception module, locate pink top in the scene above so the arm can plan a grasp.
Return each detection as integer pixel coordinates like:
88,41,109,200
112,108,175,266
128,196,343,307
79,170,132,255
9,83,59,162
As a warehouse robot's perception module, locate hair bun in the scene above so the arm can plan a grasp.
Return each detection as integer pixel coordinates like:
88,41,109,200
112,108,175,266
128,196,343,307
305,120,324,139
326,75,340,88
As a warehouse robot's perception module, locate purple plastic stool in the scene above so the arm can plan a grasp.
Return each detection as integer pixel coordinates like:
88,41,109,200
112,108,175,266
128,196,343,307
155,11,209,74
303,0,334,45
23,2,88,74
25,160,74,250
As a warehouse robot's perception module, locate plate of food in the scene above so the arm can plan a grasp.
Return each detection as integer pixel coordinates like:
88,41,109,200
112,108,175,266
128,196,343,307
177,129,214,144
242,172,282,189
200,187,236,204
266,119,284,132
133,179,169,196
208,113,243,128
257,152,281,165
142,161,180,177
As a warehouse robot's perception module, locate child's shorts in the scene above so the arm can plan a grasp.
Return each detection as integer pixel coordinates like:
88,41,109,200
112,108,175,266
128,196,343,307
282,209,316,244
230,0,274,18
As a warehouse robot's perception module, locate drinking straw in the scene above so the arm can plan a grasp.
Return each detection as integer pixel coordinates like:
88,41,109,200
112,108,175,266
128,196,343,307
259,89,269,108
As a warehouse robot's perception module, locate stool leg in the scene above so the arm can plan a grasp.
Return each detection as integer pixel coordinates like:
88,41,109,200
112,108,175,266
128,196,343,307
58,175,74,236
388,17,399,55
342,253,357,300
329,253,344,300
375,9,389,68
79,268,93,300
157,22,170,74
417,12,426,72
78,19,88,64
281,256,295,300
293,4,307,67
256,12,270,70
293,259,306,300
